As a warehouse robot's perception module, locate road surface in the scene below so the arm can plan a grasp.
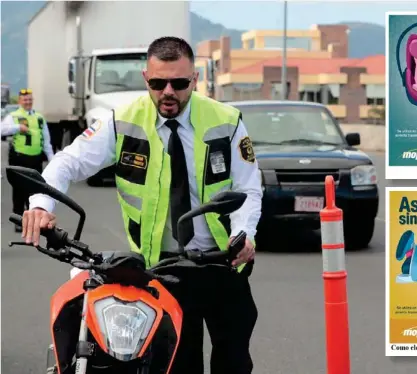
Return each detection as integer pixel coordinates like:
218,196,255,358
2,148,417,374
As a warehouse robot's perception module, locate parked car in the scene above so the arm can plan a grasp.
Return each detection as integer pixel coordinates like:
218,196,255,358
1,104,20,141
1,104,19,120
228,100,379,249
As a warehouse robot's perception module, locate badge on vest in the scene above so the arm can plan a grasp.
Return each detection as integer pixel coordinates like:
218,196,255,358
238,136,256,164
210,151,226,174
18,117,28,126
121,151,148,169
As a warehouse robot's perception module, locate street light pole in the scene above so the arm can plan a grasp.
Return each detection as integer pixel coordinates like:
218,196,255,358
281,0,288,100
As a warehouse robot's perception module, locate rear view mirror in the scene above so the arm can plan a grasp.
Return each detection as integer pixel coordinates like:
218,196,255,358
5,166,86,240
345,133,360,146
176,191,247,250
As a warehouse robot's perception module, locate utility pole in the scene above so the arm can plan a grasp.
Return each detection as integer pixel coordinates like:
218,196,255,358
281,0,288,100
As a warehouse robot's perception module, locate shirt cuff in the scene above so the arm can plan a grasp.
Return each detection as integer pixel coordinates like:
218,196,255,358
28,194,56,213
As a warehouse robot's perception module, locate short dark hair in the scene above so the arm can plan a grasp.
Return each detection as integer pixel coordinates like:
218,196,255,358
147,36,194,63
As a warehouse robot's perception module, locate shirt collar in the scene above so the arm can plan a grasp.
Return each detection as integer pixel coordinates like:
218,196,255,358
156,99,191,130
20,106,34,115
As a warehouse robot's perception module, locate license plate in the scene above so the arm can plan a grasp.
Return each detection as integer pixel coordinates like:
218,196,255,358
294,196,324,212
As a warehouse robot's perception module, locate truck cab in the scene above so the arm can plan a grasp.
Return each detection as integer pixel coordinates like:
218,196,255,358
68,48,149,186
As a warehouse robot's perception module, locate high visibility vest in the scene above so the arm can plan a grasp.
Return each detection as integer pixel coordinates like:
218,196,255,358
11,107,44,156
113,91,246,270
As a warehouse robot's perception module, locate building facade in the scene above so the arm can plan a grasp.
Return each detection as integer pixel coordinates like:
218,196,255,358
195,24,385,124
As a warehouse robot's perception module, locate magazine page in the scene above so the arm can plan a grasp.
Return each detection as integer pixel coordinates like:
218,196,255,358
386,188,417,356
386,12,417,179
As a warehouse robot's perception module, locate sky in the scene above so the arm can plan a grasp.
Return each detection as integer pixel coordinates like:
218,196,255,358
190,1,417,30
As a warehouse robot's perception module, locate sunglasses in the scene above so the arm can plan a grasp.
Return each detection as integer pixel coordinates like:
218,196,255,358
147,78,192,91
19,89,33,95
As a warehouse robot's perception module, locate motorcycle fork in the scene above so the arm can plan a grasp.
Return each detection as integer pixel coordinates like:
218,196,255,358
74,291,90,374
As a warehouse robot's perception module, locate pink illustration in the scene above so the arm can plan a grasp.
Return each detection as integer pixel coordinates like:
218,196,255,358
410,39,417,91
405,34,417,101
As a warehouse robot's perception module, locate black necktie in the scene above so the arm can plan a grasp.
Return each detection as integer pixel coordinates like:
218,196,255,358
165,119,194,247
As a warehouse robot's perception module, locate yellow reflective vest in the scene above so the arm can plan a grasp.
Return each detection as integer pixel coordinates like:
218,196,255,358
113,92,244,269
11,107,44,156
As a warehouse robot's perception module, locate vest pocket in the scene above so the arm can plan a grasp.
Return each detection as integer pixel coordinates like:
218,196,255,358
116,135,150,185
204,136,231,185
37,117,44,128
128,218,142,250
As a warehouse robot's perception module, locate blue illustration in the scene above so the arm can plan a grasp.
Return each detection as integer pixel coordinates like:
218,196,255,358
395,230,417,283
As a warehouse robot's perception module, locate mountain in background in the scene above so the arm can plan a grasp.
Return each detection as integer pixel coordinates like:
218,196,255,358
1,2,385,95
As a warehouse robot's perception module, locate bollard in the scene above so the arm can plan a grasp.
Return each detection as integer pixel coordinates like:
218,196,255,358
319,175,351,374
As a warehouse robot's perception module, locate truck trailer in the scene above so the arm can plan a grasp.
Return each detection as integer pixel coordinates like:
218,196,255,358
27,1,191,184
1,84,10,108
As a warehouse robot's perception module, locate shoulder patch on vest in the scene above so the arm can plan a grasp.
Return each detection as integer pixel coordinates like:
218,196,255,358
238,136,256,164
120,151,148,169
82,119,102,139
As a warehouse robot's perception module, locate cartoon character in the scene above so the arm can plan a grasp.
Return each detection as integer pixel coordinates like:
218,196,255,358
395,230,417,283
396,22,417,105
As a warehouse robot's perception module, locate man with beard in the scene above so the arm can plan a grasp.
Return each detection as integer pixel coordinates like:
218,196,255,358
21,36,262,374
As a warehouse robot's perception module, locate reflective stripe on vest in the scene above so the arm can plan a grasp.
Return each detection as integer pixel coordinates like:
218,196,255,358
11,108,44,156
113,91,247,270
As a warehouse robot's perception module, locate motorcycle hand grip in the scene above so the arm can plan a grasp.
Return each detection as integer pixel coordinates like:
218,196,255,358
9,213,23,227
9,213,68,246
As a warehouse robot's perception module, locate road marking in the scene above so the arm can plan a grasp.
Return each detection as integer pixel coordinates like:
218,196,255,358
376,217,385,223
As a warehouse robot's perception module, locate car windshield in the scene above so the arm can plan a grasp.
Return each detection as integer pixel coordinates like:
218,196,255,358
94,53,148,94
234,104,346,146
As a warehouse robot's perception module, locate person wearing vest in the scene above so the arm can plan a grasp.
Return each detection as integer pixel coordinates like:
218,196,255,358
1,88,54,232
23,37,262,374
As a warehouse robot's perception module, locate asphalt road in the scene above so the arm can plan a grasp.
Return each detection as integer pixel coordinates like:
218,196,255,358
2,148,417,374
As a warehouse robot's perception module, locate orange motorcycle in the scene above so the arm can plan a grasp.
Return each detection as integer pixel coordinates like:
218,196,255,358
6,166,247,374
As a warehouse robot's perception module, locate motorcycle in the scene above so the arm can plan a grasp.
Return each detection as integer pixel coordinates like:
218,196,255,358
5,166,248,374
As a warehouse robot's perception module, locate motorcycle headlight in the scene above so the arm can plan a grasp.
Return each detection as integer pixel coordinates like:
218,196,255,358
95,297,157,361
350,165,377,186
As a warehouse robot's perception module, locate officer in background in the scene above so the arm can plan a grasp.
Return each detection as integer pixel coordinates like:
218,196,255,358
1,88,54,231
22,37,262,373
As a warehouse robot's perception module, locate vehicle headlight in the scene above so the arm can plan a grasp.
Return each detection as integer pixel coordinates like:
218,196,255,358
95,297,157,361
350,165,377,186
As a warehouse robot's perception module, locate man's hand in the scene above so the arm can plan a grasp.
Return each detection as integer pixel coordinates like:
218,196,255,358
19,125,29,133
22,208,56,246
228,236,255,267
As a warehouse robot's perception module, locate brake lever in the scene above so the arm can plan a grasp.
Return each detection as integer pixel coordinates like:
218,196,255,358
9,241,34,248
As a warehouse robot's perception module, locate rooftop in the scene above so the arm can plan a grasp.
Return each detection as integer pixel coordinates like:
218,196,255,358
232,55,385,75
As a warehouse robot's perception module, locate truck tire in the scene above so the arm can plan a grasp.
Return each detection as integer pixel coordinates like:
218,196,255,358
344,217,375,250
61,130,71,148
86,174,104,187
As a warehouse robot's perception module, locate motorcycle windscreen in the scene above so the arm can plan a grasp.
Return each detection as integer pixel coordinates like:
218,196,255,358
405,34,417,103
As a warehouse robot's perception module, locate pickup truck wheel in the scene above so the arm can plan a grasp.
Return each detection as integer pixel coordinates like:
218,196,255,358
344,217,375,250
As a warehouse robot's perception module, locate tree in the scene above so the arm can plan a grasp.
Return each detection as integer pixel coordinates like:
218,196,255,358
368,105,385,125
9,95,18,104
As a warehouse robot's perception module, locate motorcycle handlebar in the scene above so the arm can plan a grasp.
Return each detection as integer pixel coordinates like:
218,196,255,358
9,213,92,256
9,213,247,270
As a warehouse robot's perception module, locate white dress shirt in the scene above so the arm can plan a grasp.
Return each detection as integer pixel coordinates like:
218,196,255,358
1,109,55,161
29,99,263,251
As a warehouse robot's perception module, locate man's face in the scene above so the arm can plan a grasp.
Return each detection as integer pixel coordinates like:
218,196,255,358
19,94,33,111
143,56,198,119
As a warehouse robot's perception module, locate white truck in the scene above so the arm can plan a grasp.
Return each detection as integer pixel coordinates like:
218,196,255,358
27,1,190,184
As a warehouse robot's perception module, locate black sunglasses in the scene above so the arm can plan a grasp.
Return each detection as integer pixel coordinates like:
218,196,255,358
147,77,192,91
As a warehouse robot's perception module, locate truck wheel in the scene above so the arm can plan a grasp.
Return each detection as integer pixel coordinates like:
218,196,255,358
344,218,375,250
61,130,73,148
87,175,104,187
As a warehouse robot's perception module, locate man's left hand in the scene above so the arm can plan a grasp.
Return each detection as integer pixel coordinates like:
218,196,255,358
228,237,255,267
